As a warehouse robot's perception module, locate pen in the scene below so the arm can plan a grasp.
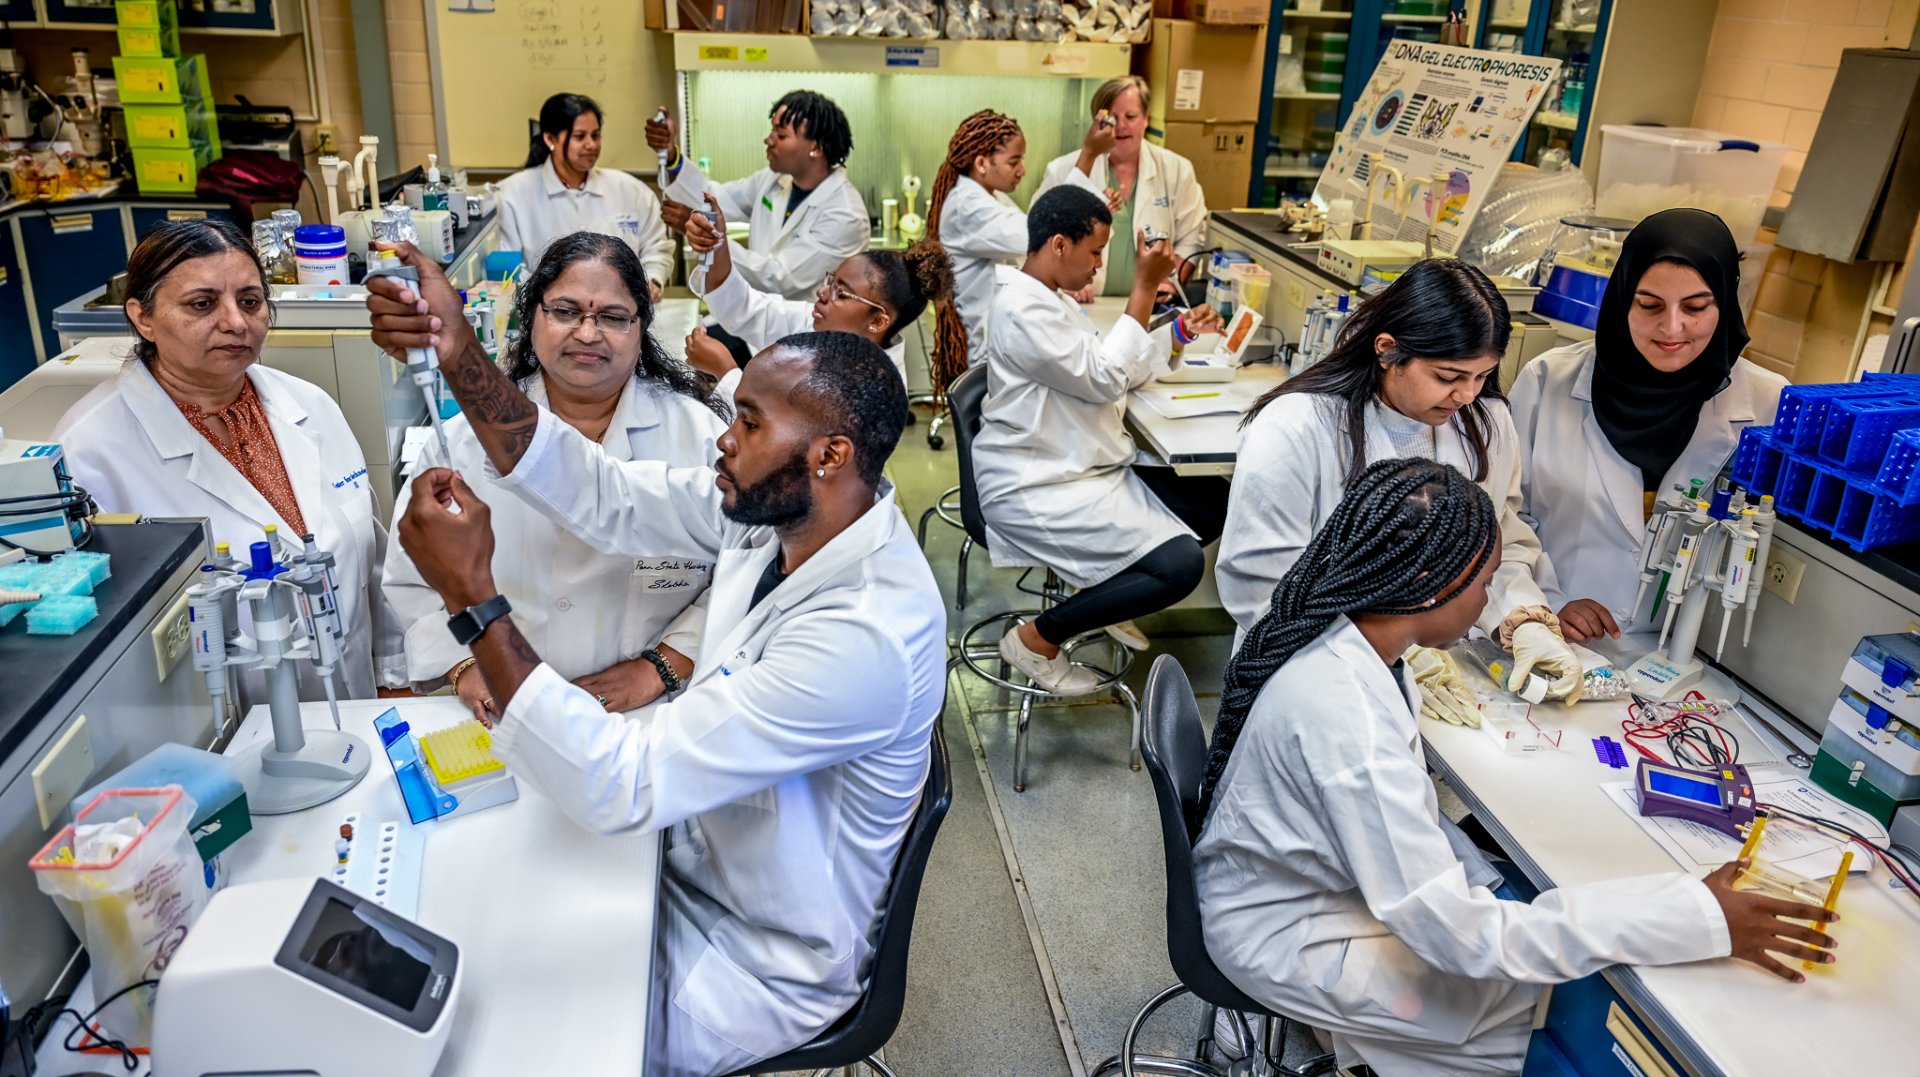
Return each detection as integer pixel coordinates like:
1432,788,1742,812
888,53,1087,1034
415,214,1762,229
1171,391,1221,400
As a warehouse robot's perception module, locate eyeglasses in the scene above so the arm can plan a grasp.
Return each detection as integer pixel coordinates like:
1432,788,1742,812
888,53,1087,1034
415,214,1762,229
818,274,887,317
541,303,639,335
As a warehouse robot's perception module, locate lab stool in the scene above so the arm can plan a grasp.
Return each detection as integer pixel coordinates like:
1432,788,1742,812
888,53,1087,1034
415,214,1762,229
724,721,953,1077
916,486,971,609
1092,655,1337,1077
941,364,1140,791
949,573,1142,793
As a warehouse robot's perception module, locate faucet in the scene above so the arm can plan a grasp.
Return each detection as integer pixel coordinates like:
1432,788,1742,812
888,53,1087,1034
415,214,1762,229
349,135,380,212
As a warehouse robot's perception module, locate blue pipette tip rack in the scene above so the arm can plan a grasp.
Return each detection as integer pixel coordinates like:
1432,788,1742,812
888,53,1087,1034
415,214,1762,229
26,595,98,636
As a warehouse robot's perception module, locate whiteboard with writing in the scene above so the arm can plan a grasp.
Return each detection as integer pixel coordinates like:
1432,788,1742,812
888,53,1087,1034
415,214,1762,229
432,0,676,171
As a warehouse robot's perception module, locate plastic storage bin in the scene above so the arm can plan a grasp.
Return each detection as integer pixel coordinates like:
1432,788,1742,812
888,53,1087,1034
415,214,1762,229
1596,125,1788,246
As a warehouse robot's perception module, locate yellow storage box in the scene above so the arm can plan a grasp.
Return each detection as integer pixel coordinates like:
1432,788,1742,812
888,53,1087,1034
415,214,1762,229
122,102,213,150
112,53,209,105
132,140,217,194
115,0,180,56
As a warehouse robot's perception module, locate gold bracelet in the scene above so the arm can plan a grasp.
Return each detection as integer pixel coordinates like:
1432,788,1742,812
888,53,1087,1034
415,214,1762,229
447,656,479,690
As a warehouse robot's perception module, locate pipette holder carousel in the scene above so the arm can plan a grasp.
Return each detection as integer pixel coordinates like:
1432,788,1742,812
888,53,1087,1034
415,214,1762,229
1623,486,1775,700
188,531,368,815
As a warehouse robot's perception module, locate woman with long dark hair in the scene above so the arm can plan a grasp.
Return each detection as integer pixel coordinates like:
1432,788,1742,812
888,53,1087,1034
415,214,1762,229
1194,458,1838,1073
382,232,727,721
1510,209,1787,640
495,92,674,298
1216,258,1584,702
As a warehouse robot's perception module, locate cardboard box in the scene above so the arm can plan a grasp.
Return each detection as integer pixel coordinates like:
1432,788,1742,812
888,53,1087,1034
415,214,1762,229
1151,0,1267,24
1140,20,1267,126
1158,120,1256,211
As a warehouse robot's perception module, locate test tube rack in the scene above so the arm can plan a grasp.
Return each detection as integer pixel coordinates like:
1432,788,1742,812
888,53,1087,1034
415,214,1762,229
372,708,518,825
331,812,425,921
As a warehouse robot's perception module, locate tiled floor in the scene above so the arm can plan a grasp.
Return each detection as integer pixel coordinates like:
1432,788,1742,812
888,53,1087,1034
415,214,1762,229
873,420,1316,1076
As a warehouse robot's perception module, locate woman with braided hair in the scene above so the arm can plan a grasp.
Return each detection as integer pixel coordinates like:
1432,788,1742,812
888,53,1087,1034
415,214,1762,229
926,109,1096,388
1217,258,1586,709
1192,457,1840,1073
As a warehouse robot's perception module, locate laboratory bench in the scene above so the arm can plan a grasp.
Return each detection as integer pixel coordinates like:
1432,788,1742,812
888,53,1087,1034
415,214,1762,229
29,695,662,1077
0,190,249,384
1424,630,1920,1077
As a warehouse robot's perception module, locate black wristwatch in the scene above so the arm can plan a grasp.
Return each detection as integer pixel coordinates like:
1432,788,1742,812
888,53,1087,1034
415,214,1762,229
447,595,512,646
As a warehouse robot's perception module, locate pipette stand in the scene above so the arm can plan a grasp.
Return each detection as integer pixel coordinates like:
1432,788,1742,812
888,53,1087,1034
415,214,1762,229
1625,587,1713,700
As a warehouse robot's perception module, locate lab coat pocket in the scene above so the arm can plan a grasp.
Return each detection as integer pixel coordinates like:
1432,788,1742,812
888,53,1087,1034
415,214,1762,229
673,934,799,1058
620,558,712,653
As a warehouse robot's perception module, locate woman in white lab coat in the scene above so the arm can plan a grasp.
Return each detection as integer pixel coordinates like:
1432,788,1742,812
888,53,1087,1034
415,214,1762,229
679,198,953,395
648,90,869,308
54,218,399,700
1034,76,1208,301
925,109,1095,385
973,185,1223,693
495,93,676,298
1216,258,1587,701
382,232,728,721
1511,209,1787,640
1194,456,1836,1074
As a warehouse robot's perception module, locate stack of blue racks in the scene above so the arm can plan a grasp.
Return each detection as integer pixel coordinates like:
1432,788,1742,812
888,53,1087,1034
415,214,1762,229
1731,374,1920,552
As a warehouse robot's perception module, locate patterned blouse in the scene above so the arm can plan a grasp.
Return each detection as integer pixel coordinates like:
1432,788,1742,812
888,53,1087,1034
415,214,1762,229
173,377,308,534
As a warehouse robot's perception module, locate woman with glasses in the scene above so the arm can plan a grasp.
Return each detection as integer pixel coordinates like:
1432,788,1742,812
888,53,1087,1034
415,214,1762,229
679,192,952,400
381,232,731,723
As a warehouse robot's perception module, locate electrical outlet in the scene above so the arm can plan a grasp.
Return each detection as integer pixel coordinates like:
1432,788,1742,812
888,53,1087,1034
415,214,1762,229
316,124,338,156
151,588,192,681
1763,549,1806,604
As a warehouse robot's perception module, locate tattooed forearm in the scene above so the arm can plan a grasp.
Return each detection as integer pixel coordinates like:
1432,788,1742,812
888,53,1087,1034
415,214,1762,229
443,338,539,470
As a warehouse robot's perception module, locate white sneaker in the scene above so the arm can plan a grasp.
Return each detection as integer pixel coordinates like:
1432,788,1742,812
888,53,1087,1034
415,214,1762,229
1210,1008,1247,1061
999,625,1103,694
1103,619,1150,651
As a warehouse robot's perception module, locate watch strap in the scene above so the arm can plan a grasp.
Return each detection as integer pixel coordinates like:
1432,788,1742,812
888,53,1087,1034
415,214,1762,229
448,594,513,647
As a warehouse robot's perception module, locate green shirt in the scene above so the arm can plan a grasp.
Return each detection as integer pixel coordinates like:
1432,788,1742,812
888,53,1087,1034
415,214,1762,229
1103,188,1136,298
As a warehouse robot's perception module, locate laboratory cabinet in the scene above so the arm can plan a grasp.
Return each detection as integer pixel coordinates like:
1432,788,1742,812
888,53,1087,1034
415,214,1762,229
13,204,129,373
28,0,301,31
0,225,32,388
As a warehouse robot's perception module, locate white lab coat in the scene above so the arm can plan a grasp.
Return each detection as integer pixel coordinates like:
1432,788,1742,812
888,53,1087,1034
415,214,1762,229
701,266,907,386
935,173,1091,362
1216,393,1550,644
381,374,725,690
665,159,870,301
496,160,676,286
484,408,946,1076
972,265,1190,587
1195,616,1729,1073
1509,341,1788,625
1034,141,1209,297
53,360,399,700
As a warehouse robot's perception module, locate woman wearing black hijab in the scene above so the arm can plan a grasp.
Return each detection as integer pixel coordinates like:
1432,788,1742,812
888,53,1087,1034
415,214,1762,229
1509,208,1788,641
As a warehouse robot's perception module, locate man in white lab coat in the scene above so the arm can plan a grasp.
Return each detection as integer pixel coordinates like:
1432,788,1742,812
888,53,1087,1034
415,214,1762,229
365,245,946,1077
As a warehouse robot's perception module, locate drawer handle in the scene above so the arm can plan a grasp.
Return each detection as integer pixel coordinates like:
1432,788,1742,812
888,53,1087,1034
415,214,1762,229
51,215,95,233
1605,1002,1679,1077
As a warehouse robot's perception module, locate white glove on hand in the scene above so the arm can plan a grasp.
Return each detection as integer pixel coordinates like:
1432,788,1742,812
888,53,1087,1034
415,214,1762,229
1509,621,1583,702
1407,646,1481,728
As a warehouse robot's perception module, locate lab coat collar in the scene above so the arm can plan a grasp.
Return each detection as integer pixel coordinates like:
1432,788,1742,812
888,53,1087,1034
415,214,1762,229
120,358,314,532
540,160,605,199
997,263,1071,310
1322,616,1421,745
691,481,906,685
522,372,665,462
770,167,852,244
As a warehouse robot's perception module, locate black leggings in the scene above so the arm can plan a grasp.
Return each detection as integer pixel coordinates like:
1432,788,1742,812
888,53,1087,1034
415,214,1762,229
1032,468,1230,646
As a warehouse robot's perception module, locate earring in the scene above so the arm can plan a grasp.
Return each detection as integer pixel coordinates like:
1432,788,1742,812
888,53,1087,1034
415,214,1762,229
816,468,826,477
810,149,819,157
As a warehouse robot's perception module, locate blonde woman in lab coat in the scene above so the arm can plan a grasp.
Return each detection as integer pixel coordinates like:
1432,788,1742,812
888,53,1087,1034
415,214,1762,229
973,185,1225,693
1510,208,1787,640
1216,258,1587,703
495,93,676,297
648,90,868,304
679,195,953,395
924,109,1098,384
382,233,729,721
55,217,400,700
1194,456,1838,1074
1034,76,1208,301
365,242,943,1075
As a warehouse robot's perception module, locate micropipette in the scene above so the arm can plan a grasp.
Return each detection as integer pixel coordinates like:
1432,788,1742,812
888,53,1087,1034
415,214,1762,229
1744,494,1776,647
364,249,451,462
1715,519,1757,660
1659,506,1711,650
653,107,670,180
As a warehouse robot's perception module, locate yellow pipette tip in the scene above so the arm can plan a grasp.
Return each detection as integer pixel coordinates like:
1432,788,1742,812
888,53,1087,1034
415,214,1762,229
420,723,505,785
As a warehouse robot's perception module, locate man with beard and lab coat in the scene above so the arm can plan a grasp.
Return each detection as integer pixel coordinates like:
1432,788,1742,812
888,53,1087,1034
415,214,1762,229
365,244,945,1077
